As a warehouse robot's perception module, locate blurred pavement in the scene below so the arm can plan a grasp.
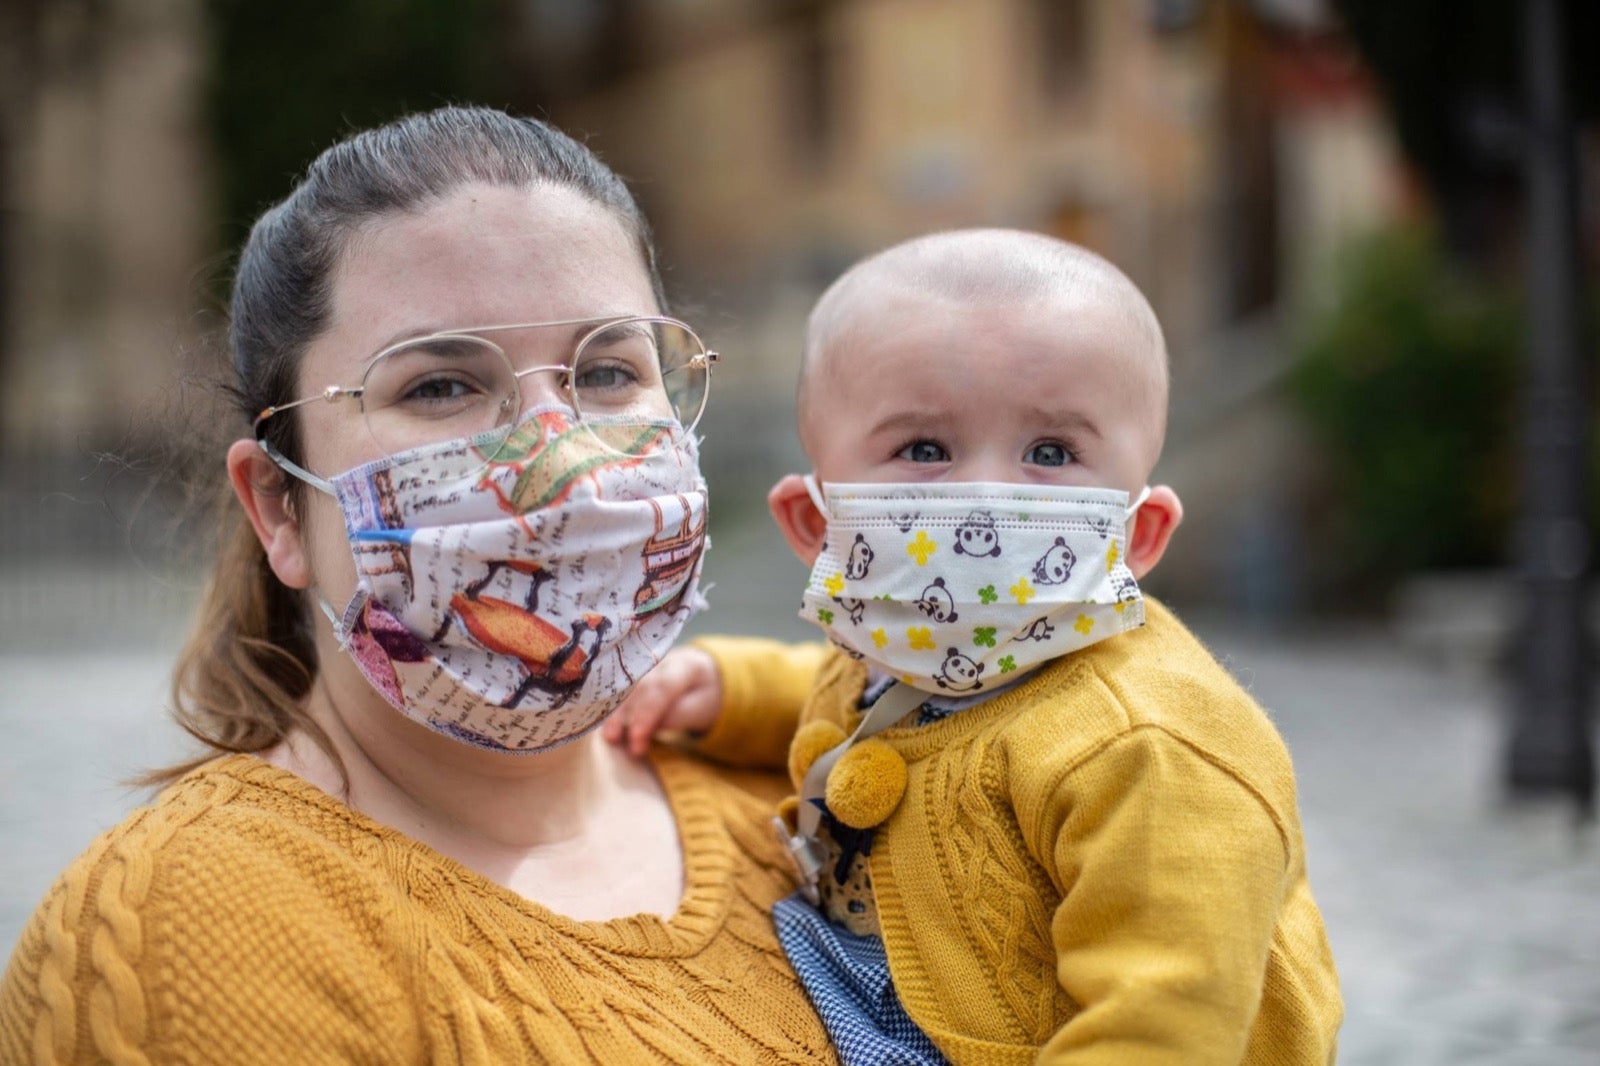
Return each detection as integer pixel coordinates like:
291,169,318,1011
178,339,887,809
3,532,1598,1065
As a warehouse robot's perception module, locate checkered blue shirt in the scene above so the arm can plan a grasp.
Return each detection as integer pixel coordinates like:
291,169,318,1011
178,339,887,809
773,893,948,1065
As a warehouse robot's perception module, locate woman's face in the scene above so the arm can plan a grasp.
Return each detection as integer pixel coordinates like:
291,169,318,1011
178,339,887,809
290,180,661,623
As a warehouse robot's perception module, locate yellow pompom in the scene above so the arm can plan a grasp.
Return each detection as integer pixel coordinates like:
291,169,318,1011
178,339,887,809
775,795,801,833
825,739,908,830
789,720,848,788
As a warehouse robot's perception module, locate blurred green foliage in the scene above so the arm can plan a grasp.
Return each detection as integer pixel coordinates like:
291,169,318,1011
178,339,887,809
1290,228,1524,593
205,0,506,250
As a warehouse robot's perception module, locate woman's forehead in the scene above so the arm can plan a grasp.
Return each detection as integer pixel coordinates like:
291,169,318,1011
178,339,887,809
315,184,656,369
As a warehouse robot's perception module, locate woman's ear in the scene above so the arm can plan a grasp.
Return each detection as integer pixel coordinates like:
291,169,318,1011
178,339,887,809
768,474,829,566
227,439,311,590
1125,485,1182,581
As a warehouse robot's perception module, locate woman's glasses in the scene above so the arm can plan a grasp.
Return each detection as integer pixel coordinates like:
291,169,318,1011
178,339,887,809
254,315,717,492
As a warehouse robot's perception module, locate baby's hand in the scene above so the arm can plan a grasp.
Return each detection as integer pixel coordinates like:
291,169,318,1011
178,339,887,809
603,647,723,757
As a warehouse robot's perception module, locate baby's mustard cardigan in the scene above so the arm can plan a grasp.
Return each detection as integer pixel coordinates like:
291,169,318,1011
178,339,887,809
694,598,1342,1065
0,750,836,1065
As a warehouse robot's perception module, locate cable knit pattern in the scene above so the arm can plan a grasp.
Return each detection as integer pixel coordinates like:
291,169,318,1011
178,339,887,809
922,737,1068,1045
0,752,836,1065
700,599,1343,1065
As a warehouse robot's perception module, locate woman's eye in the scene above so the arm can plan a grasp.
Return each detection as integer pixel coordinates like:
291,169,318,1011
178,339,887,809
897,440,949,463
574,361,640,391
1025,441,1071,467
405,377,476,403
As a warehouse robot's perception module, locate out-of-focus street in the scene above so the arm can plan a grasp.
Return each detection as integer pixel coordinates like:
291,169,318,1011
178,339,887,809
4,526,1599,1066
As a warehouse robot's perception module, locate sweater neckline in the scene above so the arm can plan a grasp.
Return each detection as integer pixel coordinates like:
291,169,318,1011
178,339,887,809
203,747,733,958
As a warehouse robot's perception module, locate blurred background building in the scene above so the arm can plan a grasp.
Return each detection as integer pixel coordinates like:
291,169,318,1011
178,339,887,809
7,0,1600,766
0,0,1417,601
4,0,1598,751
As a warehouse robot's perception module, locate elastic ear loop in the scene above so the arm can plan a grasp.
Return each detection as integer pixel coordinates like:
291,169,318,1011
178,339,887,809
802,473,828,515
315,590,366,649
1126,485,1152,520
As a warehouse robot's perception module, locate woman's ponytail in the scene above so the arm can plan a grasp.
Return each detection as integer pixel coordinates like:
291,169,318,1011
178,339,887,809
141,503,325,786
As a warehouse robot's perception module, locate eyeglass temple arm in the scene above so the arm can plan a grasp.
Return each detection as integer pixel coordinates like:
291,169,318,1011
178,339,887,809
253,400,337,496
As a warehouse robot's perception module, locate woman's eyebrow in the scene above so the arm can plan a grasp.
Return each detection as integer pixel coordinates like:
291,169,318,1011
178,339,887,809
372,324,443,354
371,320,606,358
580,320,647,352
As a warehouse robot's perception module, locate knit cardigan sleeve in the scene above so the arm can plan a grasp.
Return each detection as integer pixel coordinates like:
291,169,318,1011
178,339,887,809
1021,727,1291,1065
687,637,830,770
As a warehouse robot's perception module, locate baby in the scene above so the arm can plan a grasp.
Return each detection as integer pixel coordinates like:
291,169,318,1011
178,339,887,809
606,229,1341,1064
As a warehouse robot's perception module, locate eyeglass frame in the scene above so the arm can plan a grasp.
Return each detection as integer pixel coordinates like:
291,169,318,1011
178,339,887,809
251,314,719,494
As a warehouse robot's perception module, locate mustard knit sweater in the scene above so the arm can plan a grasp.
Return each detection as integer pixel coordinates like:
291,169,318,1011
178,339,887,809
0,750,836,1065
694,599,1342,1065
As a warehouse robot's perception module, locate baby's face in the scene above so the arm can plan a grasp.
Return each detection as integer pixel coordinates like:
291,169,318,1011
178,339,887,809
804,291,1163,496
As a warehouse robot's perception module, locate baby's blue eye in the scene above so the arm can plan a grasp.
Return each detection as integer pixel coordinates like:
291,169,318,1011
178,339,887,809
898,441,949,463
1025,441,1071,467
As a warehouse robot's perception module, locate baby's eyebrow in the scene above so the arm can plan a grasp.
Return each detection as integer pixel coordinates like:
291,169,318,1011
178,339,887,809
1024,407,1101,439
866,409,951,437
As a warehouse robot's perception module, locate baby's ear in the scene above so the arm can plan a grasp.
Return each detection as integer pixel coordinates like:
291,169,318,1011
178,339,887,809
769,474,829,566
1126,485,1182,580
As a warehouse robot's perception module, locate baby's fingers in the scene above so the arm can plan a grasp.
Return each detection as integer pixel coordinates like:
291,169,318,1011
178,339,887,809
600,707,629,744
621,687,679,757
605,649,722,757
607,672,683,754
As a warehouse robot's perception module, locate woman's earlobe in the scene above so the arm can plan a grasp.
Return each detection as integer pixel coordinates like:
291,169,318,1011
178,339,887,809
768,474,829,566
1126,485,1182,581
226,439,312,589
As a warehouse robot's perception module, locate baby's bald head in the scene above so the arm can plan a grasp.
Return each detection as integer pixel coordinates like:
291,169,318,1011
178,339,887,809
797,229,1169,475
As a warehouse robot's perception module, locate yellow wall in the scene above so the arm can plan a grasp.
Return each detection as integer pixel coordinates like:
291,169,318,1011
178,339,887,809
557,0,1237,373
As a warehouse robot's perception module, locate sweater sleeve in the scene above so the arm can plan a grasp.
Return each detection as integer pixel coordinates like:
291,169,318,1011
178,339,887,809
1028,728,1289,1066
687,637,830,770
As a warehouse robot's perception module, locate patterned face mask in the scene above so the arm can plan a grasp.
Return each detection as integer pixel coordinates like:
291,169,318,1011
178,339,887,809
799,478,1149,695
318,407,708,754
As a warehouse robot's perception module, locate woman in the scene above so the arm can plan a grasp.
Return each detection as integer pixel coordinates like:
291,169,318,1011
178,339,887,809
0,107,835,1064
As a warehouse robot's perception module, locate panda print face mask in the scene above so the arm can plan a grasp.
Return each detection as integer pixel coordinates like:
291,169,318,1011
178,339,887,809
800,478,1150,695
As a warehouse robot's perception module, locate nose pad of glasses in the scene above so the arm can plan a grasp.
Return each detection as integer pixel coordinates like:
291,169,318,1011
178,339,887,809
511,367,577,420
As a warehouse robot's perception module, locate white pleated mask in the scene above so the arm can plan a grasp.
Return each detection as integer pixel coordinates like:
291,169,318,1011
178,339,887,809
799,478,1149,694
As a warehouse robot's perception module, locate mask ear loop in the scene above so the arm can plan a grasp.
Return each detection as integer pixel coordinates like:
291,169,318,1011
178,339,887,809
802,473,829,516
315,589,367,649
1125,485,1152,521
